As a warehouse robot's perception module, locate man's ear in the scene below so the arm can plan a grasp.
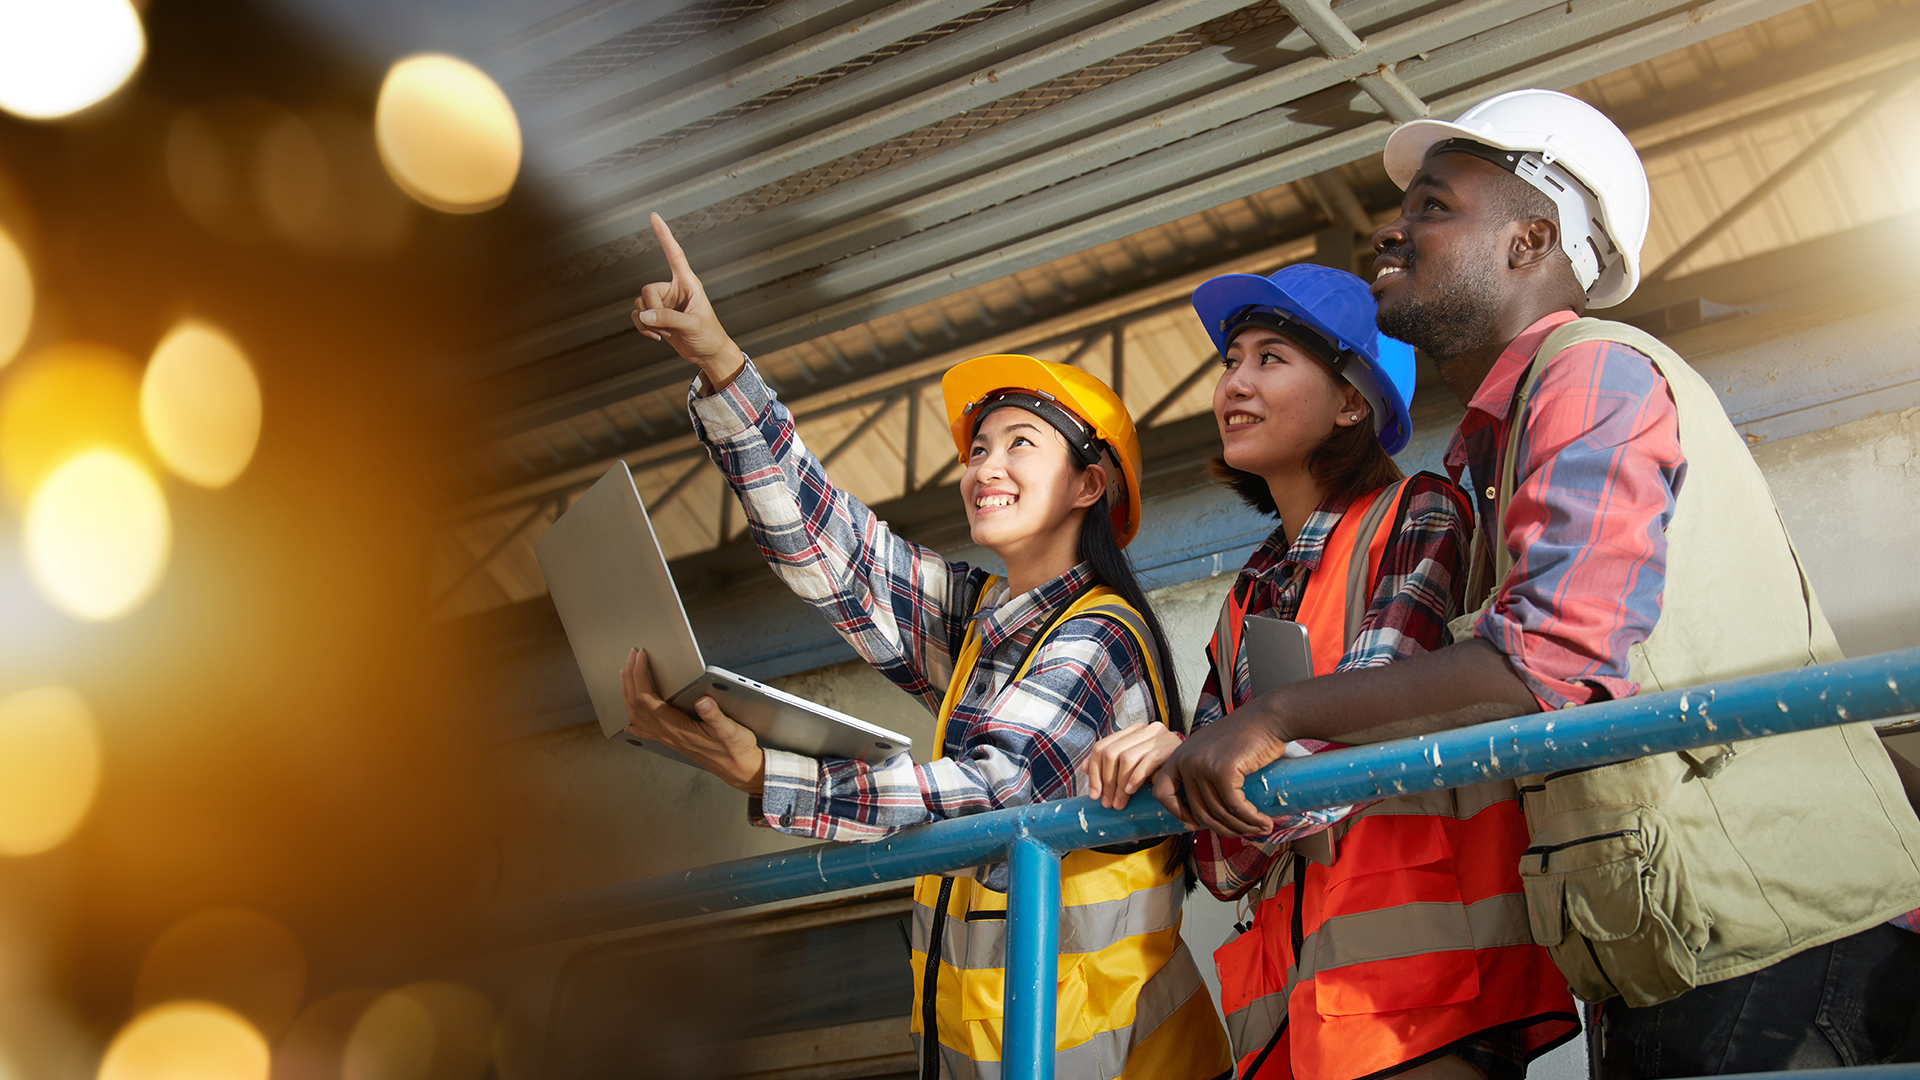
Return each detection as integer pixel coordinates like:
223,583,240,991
1074,462,1110,510
1510,216,1560,271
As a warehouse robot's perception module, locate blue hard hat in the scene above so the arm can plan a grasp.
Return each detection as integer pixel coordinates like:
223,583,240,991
1191,263,1416,455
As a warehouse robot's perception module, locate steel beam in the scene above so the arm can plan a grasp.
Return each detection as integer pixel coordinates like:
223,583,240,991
476,646,1920,945
489,0,1796,388
521,0,904,127
484,0,709,83
1643,74,1914,284
673,0,1826,365
487,0,1551,374
546,0,1173,231
534,0,988,173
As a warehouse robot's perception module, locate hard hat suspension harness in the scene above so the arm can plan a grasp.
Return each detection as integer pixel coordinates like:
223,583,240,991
1219,306,1353,376
1431,137,1621,298
965,390,1108,469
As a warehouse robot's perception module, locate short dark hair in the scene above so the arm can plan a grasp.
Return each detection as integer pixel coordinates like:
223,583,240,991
1210,419,1403,519
1488,166,1559,227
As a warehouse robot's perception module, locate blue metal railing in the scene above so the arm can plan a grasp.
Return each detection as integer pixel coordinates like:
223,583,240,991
486,647,1920,1079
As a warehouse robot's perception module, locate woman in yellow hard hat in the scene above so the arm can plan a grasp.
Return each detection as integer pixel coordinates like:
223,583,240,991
617,214,1232,1080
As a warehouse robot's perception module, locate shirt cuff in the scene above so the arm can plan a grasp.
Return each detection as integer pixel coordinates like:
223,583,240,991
1471,609,1639,710
755,747,822,833
688,358,774,442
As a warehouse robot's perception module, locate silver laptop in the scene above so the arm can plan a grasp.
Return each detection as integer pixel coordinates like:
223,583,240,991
1243,614,1316,698
533,462,912,765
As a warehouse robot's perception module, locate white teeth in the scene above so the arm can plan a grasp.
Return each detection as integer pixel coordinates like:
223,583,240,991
1226,415,1260,426
976,494,1017,508
1375,266,1404,281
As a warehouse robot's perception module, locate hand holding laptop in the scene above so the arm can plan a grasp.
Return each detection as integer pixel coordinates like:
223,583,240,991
621,648,766,793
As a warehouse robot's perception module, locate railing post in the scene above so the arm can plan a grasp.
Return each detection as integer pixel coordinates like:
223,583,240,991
1004,832,1061,1080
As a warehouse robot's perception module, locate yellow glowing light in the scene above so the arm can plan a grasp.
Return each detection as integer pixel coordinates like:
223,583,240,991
0,687,101,856
98,1002,269,1080
0,228,30,368
341,990,434,1080
135,910,306,1041
374,55,521,214
24,450,170,621
0,0,145,121
141,322,261,488
0,342,144,506
342,982,494,1080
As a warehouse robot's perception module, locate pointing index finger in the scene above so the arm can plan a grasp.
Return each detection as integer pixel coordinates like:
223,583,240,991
650,212,697,287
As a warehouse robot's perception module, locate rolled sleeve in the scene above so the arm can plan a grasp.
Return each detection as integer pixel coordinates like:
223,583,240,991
1475,341,1684,709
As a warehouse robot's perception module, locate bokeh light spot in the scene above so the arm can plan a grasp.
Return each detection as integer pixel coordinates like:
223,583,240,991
141,321,262,488
98,1002,268,1080
24,449,170,621
0,227,30,368
341,990,433,1080
0,0,145,120
167,99,293,246
273,990,380,1080
375,56,520,214
0,342,144,506
0,687,101,856
135,910,305,1041
342,982,494,1080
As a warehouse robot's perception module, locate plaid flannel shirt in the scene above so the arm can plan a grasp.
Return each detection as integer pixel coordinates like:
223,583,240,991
688,362,1158,857
1191,474,1471,901
1447,310,1684,710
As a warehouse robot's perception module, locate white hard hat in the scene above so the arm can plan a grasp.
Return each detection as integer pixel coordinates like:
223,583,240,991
1382,89,1650,309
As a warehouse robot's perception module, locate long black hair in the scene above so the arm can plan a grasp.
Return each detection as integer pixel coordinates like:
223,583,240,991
1077,479,1187,735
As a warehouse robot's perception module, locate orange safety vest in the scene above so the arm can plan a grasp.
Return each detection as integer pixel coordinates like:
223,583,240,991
1208,477,1578,1080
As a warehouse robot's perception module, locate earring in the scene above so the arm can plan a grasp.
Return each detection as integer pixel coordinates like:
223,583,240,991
1348,413,1360,422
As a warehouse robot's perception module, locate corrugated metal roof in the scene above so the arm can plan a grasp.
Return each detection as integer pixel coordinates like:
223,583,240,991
430,0,1920,619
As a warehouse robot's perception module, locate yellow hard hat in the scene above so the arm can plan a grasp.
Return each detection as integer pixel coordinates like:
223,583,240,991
941,354,1144,547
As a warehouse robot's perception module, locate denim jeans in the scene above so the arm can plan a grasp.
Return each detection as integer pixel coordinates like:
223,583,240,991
1596,922,1920,1077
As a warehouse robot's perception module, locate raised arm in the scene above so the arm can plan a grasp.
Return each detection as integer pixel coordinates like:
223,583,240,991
633,214,979,710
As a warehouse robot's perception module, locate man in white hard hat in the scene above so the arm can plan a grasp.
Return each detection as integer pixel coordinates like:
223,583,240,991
1158,88,1920,1074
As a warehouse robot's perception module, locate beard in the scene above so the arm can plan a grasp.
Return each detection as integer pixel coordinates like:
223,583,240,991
1374,243,1503,361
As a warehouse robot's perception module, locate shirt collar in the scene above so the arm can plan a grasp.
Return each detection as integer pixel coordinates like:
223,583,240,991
1244,488,1360,580
1464,310,1579,422
1445,310,1579,479
975,562,1096,653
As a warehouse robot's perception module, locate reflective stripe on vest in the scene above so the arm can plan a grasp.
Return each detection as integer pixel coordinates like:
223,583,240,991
1207,481,1576,1078
909,578,1233,1080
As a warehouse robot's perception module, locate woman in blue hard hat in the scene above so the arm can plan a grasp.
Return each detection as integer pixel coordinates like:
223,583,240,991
617,215,1233,1080
1083,263,1577,1080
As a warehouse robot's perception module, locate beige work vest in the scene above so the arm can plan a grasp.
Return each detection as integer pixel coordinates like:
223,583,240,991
1453,318,1920,1006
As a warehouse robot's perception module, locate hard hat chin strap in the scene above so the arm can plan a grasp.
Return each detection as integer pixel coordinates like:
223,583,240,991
1433,138,1619,297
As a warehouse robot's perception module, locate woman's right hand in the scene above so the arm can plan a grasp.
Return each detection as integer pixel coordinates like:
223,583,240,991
1083,721,1183,810
632,212,745,393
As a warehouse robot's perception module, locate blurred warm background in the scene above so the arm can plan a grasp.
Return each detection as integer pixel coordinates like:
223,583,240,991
10,0,1920,1076
0,1,533,1076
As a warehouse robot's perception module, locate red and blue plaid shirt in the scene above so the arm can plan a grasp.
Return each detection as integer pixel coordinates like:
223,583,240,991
1191,474,1473,900
688,363,1161,859
1448,310,1684,711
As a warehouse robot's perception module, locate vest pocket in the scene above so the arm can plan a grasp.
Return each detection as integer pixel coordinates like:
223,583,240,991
1517,806,1708,1007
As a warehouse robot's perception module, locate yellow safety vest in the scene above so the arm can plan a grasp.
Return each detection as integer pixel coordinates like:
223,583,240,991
906,578,1233,1080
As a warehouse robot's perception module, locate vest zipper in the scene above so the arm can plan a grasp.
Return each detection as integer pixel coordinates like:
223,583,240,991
1523,828,1641,872
921,876,955,1080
